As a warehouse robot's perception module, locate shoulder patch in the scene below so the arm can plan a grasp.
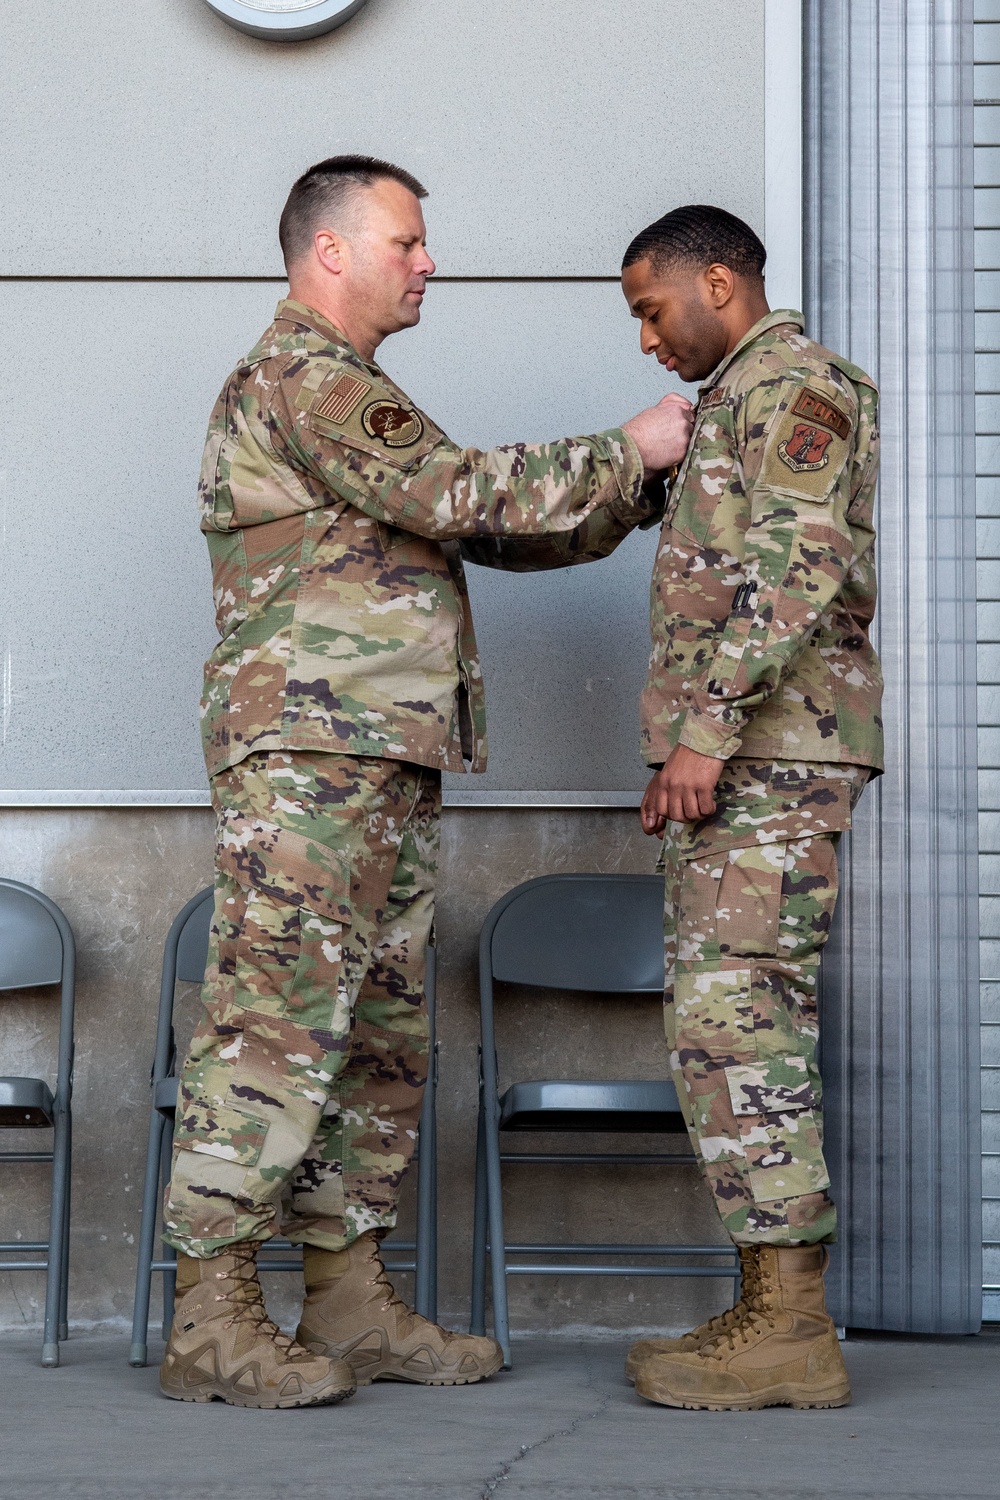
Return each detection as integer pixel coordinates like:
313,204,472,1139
759,382,854,502
777,423,836,474
790,386,851,440
315,372,371,424
361,399,424,449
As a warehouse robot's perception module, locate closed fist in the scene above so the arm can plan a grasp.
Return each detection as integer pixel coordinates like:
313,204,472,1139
622,392,695,474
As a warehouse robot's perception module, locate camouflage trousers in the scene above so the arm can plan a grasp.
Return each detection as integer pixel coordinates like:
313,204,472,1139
662,758,869,1247
164,750,440,1258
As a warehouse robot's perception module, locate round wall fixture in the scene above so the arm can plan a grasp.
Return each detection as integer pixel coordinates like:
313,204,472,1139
203,0,369,42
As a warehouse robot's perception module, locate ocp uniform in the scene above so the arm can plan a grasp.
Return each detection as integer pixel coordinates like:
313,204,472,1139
643,310,883,1246
165,299,655,1256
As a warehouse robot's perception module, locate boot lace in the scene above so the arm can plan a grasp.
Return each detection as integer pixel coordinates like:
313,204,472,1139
689,1250,760,1342
703,1252,777,1357
367,1234,453,1344
218,1242,314,1362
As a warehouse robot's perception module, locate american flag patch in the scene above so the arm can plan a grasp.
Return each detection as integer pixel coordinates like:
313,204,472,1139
315,373,372,424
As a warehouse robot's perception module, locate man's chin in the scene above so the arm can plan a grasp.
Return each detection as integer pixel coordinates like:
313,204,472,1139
678,363,713,385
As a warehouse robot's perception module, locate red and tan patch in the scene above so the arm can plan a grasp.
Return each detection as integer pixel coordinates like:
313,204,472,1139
790,386,851,440
777,423,834,473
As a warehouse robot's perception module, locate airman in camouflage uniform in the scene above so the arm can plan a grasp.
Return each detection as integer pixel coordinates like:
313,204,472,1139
166,299,664,1260
160,156,693,1409
645,308,881,1252
619,205,882,1411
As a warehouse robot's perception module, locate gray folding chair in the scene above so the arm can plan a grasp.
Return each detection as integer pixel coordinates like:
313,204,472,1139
0,878,76,1367
129,887,439,1366
471,873,739,1367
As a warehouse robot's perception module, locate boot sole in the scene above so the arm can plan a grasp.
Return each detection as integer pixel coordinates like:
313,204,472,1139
161,1382,355,1409
352,1354,504,1387
353,1368,503,1386
635,1382,851,1412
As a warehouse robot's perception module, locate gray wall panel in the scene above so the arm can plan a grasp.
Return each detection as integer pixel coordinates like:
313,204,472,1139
0,279,677,798
0,0,764,277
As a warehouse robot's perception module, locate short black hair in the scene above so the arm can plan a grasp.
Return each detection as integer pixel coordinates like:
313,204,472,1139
622,204,766,281
279,155,428,269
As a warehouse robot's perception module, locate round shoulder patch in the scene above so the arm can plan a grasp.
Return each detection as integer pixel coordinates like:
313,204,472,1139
362,400,424,448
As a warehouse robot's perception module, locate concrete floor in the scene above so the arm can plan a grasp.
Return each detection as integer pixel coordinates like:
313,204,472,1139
0,1331,996,1500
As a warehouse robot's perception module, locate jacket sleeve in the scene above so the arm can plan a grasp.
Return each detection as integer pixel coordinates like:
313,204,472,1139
274,360,656,540
458,478,668,571
677,374,870,760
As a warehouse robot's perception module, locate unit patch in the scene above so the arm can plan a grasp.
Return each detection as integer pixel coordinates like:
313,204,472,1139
790,386,851,440
314,373,371,424
760,382,855,501
361,400,424,448
777,422,835,473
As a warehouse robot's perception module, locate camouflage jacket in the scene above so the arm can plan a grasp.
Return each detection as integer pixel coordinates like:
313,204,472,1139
641,310,884,771
199,299,653,778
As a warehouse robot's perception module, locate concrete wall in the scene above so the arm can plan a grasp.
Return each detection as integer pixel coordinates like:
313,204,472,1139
0,0,764,1336
0,809,734,1336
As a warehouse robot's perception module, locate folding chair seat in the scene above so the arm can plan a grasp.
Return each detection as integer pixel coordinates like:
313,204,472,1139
0,1078,56,1127
129,887,440,1366
499,1080,682,1133
0,878,76,1367
471,873,738,1367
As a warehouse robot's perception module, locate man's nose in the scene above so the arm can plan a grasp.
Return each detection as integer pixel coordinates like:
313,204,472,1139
417,248,436,277
640,324,660,356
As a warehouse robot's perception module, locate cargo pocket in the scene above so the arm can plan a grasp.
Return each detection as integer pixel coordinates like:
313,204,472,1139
218,810,354,1024
174,1097,267,1168
226,1009,347,1126
724,1056,830,1203
233,889,304,1019
670,967,754,1145
714,843,786,958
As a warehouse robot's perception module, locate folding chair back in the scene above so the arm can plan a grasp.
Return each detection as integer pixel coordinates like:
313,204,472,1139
0,878,76,1367
488,873,665,992
0,887,64,990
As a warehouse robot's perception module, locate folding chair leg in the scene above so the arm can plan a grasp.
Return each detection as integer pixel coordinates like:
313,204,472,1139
159,1124,177,1338
129,1110,167,1367
41,1109,70,1368
59,1112,72,1341
161,1249,178,1339
414,1047,438,1322
427,1111,438,1320
483,1107,511,1367
470,1100,488,1336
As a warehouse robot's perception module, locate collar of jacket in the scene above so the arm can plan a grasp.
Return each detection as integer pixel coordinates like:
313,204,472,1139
272,296,374,367
696,307,805,398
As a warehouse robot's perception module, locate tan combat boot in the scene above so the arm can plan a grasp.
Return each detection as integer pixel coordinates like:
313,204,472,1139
624,1246,760,1383
634,1244,851,1411
296,1232,504,1386
160,1243,357,1408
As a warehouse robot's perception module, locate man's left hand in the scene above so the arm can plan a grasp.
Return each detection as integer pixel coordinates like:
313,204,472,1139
640,744,725,834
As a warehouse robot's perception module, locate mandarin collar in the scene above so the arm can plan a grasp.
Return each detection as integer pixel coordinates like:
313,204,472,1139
273,297,371,366
697,308,805,398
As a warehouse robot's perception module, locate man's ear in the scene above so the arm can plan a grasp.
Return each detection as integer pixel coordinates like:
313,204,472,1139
314,229,347,276
704,263,735,308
